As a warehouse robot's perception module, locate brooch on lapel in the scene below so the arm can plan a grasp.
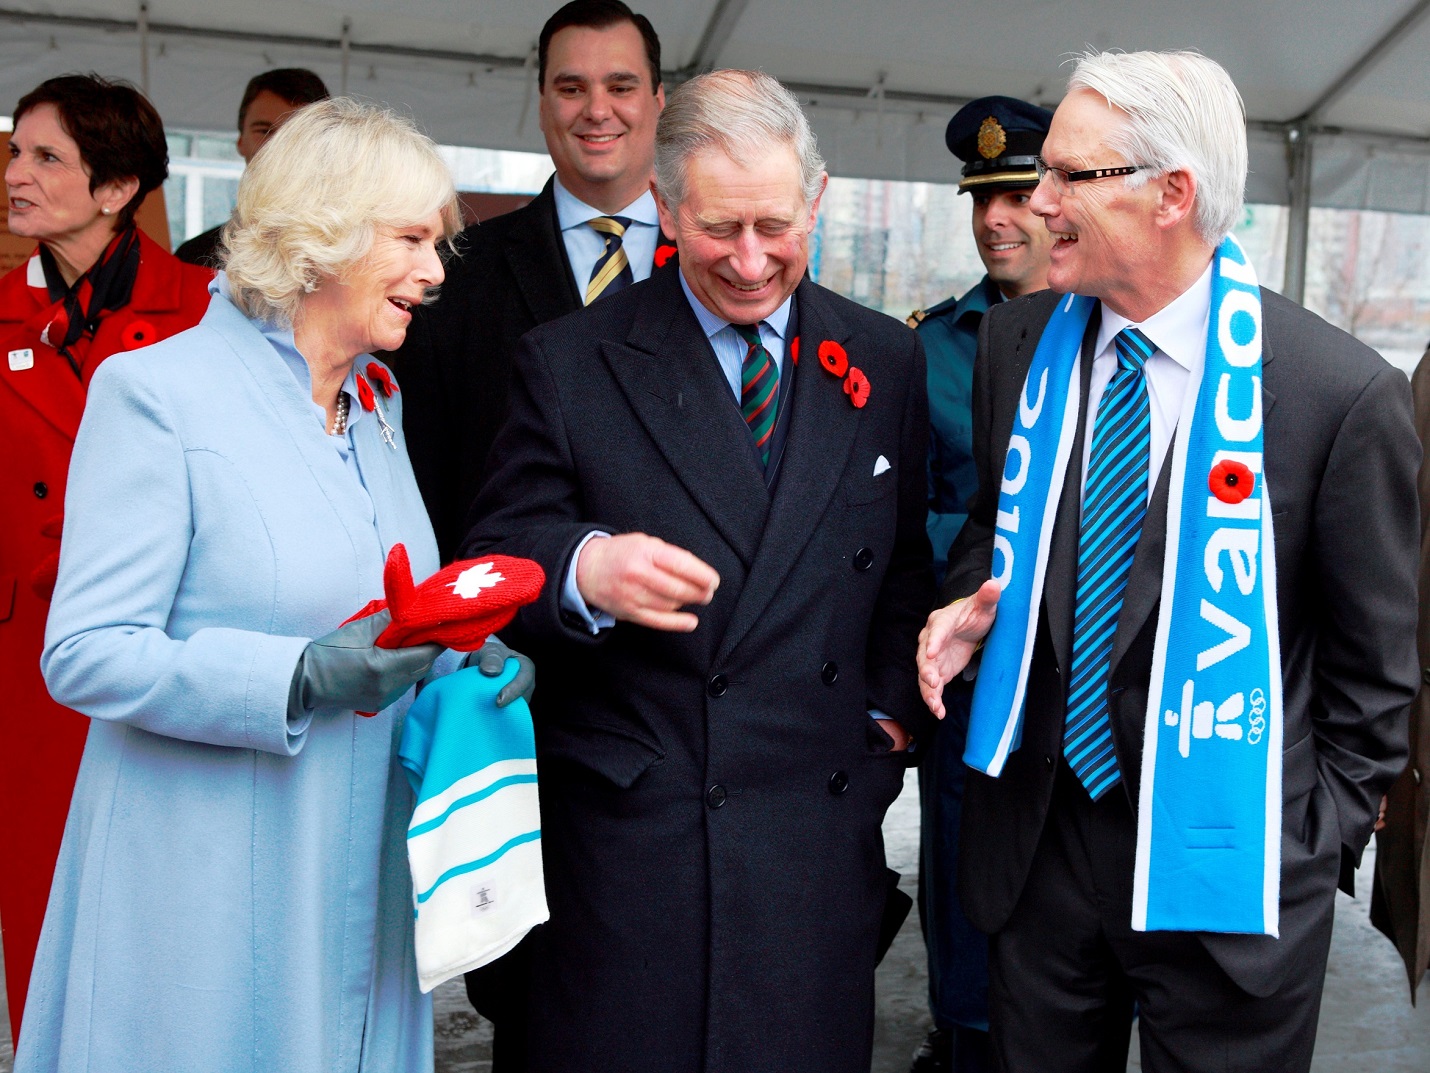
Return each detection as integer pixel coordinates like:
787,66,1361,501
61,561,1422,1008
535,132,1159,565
1208,459,1255,504
120,319,156,351
366,362,398,398
354,370,398,449
817,339,871,410
654,243,678,268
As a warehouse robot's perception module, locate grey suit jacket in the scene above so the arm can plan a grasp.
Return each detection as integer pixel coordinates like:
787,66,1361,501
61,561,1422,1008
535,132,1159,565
944,286,1420,997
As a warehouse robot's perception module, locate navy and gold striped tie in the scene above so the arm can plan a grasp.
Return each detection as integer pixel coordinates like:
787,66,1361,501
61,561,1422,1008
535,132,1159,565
585,216,634,305
1063,326,1155,800
732,323,779,467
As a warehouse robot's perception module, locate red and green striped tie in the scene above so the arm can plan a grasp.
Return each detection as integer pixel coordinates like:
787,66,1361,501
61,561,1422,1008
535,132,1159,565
732,323,779,467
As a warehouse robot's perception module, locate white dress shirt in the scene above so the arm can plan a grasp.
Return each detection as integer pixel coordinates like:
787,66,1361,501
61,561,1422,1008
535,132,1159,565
1080,260,1214,503
552,178,661,298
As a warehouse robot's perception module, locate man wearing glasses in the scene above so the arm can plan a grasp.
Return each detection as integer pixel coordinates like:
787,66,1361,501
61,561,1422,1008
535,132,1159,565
917,51,1417,1071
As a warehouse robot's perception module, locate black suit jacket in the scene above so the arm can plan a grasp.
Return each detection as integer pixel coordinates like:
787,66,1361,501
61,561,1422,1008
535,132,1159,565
945,287,1420,998
465,265,933,1072
386,179,580,560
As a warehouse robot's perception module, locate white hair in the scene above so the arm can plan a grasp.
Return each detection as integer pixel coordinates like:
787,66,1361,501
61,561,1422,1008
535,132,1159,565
654,69,825,210
1067,50,1246,245
223,97,461,325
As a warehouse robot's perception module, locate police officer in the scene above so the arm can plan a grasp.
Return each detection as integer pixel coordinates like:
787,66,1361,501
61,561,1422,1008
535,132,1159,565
909,95,1053,1073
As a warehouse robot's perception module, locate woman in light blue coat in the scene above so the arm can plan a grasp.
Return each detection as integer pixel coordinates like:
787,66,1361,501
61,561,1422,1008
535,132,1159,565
18,99,512,1073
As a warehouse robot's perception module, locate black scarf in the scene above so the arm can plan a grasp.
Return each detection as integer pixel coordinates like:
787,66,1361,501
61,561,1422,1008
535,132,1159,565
38,225,141,375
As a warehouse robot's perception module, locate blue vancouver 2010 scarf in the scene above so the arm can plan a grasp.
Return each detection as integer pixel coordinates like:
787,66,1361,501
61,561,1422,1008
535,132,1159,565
964,234,1282,936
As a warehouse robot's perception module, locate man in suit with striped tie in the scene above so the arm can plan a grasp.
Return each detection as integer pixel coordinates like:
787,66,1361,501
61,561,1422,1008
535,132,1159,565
464,68,933,1071
388,0,673,562
917,51,1418,1072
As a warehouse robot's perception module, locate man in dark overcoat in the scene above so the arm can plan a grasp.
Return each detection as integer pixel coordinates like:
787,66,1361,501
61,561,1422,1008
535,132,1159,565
465,68,934,1072
388,0,672,562
918,50,1418,1072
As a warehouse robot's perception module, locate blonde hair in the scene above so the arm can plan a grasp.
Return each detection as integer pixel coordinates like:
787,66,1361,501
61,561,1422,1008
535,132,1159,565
223,97,461,325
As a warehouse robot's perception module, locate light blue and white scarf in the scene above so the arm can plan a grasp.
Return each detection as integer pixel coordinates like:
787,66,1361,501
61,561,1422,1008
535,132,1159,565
400,663,549,991
965,235,1281,935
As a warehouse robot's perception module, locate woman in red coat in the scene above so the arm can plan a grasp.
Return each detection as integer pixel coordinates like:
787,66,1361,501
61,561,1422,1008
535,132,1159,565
0,74,211,1039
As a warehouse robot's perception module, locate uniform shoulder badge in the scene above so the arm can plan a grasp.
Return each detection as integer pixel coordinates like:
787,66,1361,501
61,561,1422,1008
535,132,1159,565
977,115,1007,160
905,309,927,329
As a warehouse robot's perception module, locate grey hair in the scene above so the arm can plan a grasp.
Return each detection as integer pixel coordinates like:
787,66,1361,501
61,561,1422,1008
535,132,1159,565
1068,50,1246,245
223,97,461,326
654,69,825,210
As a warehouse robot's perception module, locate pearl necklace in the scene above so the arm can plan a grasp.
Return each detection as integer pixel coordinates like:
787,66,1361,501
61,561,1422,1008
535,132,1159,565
330,391,350,436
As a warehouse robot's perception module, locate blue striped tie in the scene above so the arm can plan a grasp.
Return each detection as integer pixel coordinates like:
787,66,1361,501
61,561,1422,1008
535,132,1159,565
1063,326,1155,800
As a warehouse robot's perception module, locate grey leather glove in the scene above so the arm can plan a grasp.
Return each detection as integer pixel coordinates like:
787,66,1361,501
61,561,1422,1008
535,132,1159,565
463,637,536,707
289,609,442,716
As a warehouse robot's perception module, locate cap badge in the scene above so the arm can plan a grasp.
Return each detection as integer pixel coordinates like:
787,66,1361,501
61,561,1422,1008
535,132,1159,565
977,116,1007,160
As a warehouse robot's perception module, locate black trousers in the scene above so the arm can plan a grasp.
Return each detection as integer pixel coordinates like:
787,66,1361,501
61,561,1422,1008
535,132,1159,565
988,765,1331,1073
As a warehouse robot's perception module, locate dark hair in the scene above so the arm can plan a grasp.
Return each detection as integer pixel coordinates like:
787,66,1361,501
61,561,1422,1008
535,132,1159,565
238,68,330,129
538,1,661,91
13,74,168,230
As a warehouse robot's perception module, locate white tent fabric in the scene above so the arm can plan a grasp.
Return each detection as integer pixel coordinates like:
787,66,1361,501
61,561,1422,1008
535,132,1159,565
3,0,1430,212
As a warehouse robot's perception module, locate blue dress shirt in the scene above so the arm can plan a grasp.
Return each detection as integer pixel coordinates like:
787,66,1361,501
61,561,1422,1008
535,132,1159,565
552,178,661,298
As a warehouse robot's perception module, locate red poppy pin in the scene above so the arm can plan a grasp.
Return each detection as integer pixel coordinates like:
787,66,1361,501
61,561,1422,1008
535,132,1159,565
654,243,677,268
1208,459,1255,504
844,367,871,409
818,339,849,378
355,372,377,412
120,319,156,351
815,339,870,409
366,362,398,398
790,336,800,366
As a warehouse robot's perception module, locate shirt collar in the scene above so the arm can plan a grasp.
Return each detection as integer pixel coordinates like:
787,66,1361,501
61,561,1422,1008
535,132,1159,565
678,270,793,342
552,176,660,232
1095,258,1214,372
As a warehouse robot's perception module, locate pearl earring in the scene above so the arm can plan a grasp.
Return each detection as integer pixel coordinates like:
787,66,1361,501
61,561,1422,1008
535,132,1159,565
101,207,111,215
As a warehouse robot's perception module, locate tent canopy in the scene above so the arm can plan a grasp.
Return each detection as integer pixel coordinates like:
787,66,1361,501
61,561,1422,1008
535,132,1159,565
5,0,1430,220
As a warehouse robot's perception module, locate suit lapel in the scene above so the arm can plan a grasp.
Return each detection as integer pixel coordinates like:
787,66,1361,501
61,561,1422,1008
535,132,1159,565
601,268,768,566
0,259,87,439
1045,310,1101,680
717,280,861,662
503,181,582,323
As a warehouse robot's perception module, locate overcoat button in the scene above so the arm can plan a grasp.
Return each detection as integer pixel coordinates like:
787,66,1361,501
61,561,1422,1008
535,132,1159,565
707,784,727,808
707,674,728,698
828,771,850,794
853,547,874,572
33,481,47,498
1044,754,1055,772
821,661,839,685
1414,768,1422,786
1423,667,1430,686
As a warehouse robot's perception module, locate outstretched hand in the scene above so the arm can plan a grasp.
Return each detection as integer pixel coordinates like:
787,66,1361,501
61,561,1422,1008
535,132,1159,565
917,579,1001,718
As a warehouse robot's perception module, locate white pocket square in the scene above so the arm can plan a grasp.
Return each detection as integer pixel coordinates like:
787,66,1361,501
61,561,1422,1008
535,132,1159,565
873,455,892,477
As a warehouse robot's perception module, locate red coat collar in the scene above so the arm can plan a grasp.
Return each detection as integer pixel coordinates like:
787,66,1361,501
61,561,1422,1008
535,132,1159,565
0,229,192,325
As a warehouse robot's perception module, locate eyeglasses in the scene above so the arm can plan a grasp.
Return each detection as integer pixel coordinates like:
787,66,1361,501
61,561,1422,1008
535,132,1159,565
1033,156,1148,195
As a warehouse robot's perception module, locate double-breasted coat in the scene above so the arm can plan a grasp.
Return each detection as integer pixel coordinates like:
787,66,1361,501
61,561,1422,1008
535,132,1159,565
944,288,1419,1002
465,264,934,1073
16,288,452,1073
0,232,211,1038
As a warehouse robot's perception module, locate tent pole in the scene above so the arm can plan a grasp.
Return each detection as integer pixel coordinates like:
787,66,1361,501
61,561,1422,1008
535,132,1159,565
340,19,351,95
138,2,149,97
1284,122,1312,304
